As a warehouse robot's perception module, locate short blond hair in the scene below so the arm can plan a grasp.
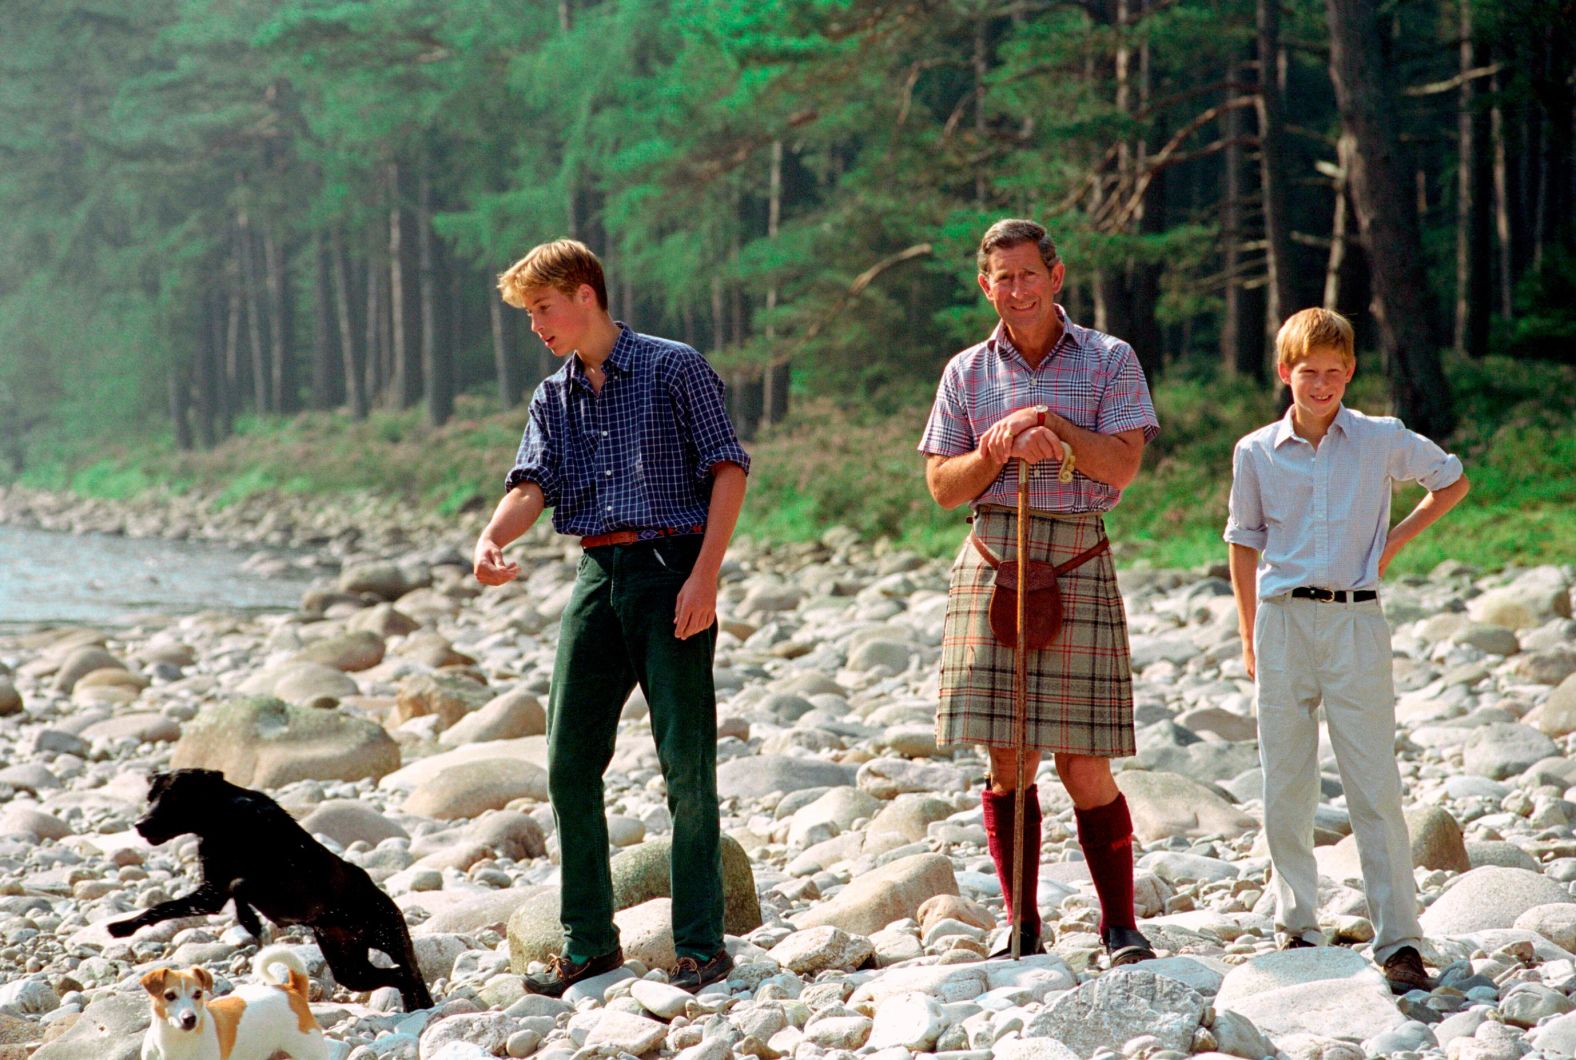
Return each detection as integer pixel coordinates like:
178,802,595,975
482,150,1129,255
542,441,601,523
498,239,608,310
1276,307,1355,369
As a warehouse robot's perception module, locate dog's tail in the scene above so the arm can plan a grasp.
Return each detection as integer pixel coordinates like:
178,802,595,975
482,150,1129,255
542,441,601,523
253,945,311,997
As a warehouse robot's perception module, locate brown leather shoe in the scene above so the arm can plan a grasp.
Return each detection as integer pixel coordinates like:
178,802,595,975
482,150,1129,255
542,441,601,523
1281,936,1318,950
671,949,733,993
1382,946,1436,994
523,947,625,997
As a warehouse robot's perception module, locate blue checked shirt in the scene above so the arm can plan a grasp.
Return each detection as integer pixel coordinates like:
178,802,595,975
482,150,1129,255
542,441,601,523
505,325,751,537
1225,405,1464,599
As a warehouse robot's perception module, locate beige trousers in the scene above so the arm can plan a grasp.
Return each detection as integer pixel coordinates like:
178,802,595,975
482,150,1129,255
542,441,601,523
1254,594,1422,962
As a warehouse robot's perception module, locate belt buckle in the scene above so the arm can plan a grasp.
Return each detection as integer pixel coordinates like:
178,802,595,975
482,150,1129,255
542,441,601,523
1311,587,1337,603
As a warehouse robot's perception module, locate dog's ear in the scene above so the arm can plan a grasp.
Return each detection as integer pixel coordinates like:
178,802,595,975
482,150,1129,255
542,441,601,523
140,968,170,995
192,967,214,992
145,772,172,801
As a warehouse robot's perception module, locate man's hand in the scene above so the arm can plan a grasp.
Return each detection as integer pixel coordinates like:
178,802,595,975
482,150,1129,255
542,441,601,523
978,408,1041,464
473,536,521,586
1010,426,1065,464
1242,642,1256,680
674,569,719,640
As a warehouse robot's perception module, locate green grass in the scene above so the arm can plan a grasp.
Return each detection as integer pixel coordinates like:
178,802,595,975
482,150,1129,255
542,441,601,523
5,357,1572,574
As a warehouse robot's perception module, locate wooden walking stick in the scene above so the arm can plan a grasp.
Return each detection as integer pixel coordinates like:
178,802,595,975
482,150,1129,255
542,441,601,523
1010,456,1031,960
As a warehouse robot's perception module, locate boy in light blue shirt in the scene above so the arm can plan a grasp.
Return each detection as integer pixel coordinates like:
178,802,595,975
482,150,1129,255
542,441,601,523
1225,308,1469,993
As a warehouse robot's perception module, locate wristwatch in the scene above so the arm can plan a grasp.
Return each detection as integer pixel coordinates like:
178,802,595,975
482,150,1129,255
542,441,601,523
1032,404,1049,428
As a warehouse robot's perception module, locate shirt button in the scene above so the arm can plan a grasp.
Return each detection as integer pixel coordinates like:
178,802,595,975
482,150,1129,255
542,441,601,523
601,430,608,437
605,470,612,477
606,505,612,512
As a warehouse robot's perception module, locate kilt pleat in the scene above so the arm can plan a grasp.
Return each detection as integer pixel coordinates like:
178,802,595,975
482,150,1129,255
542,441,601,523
936,506,1136,756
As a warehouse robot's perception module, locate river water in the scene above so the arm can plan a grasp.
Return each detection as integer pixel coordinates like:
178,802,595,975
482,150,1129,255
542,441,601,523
0,524,315,628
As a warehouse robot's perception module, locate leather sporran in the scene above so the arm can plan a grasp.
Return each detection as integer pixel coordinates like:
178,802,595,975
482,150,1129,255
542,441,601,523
971,532,1110,649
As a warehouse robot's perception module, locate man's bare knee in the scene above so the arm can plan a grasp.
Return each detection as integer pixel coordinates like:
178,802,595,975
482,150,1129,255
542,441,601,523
1055,754,1119,809
986,747,1042,793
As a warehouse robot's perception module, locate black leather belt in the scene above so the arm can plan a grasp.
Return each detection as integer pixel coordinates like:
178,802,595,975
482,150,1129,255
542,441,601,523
1291,586,1377,603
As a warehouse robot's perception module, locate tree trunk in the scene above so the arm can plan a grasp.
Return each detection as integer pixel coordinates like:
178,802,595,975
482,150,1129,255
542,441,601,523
1325,0,1455,437
192,292,217,449
1257,0,1297,365
1491,71,1516,321
763,139,788,426
264,231,296,413
417,168,451,427
710,275,725,352
1324,137,1351,310
210,283,233,440
169,361,193,452
1221,56,1260,378
364,230,385,406
489,290,521,407
223,266,242,417
329,228,366,419
311,234,337,408
238,214,270,414
1530,31,1574,258
1454,0,1491,357
388,161,421,409
1126,8,1164,375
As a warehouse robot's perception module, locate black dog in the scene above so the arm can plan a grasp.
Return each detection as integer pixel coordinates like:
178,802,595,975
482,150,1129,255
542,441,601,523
108,769,434,1011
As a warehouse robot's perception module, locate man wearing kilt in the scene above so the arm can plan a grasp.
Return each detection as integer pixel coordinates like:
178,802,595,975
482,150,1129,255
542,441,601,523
918,219,1159,963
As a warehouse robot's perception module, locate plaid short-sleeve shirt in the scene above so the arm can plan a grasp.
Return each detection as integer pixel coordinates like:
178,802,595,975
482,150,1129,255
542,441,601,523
506,325,751,537
917,310,1159,512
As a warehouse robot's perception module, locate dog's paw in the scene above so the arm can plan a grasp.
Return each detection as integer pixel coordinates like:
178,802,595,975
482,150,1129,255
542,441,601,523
106,919,137,938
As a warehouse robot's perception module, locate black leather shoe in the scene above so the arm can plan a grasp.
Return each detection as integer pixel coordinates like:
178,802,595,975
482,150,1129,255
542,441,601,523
1382,946,1436,994
1102,926,1156,966
671,949,733,993
523,947,625,997
1281,936,1318,950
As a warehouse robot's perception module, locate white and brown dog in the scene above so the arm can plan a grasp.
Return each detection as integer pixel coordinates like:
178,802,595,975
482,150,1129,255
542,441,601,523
139,945,328,1060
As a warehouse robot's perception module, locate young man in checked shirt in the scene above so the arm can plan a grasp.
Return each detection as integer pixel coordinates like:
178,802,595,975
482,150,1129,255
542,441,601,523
1226,308,1469,993
472,239,749,996
919,218,1159,964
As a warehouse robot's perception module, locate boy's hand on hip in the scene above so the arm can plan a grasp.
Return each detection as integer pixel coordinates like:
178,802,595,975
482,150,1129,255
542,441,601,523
1378,538,1401,578
473,538,520,586
674,570,718,640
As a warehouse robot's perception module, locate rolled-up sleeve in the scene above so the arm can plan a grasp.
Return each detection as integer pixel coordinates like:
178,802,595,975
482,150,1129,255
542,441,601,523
671,348,751,480
1386,423,1463,492
918,363,973,457
504,391,561,504
1095,343,1160,442
1224,441,1268,550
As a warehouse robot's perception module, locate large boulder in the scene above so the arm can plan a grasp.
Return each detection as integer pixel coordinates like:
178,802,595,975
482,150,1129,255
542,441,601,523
716,755,858,800
394,673,493,730
1022,968,1206,1058
610,835,762,936
292,631,386,672
401,759,549,819
1422,867,1576,934
792,853,958,936
52,648,125,693
298,800,409,848
170,696,400,787
1460,724,1559,781
438,688,545,748
1116,770,1256,842
30,994,147,1060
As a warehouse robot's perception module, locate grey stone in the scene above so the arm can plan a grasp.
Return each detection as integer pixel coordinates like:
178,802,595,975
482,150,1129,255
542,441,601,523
1513,903,1576,951
581,1010,668,1054
1214,947,1378,1010
30,994,147,1060
293,631,386,672
267,661,361,707
401,758,549,819
1421,867,1576,934
793,853,958,936
394,673,492,729
610,834,762,936
171,696,400,787
300,799,409,847
438,688,545,748
856,757,969,799
1116,770,1256,843
52,648,125,693
1221,977,1404,1043
0,677,21,716
1461,723,1559,780
768,925,875,974
1527,673,1576,737
1022,968,1205,1058
1467,840,1540,871
716,755,857,800
1451,623,1520,656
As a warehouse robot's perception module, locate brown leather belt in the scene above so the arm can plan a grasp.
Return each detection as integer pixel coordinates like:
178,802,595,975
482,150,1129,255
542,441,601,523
581,524,705,550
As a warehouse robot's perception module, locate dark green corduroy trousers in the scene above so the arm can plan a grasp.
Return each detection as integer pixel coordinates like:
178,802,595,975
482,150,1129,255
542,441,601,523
546,535,723,962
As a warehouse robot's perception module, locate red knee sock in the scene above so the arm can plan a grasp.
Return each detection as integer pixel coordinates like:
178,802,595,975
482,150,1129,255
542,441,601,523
981,784,1042,941
1075,793,1136,934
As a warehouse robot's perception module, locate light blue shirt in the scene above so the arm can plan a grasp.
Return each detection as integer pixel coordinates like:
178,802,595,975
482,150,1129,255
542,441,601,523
1224,405,1464,600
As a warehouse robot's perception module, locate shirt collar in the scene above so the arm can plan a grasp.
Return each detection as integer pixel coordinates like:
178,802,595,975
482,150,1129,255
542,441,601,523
988,305,1073,368
1273,403,1350,448
568,323,637,390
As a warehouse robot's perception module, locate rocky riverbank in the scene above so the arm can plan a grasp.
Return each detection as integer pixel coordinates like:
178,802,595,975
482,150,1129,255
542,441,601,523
1,484,1575,1060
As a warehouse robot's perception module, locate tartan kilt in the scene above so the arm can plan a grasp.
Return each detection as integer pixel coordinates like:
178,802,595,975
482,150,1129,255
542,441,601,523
937,506,1136,757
